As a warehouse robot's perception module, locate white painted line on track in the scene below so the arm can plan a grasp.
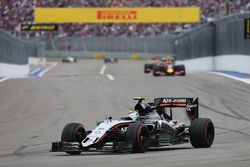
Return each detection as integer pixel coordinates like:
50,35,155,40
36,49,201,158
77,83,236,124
107,74,114,80
100,64,106,75
38,62,57,77
211,72,250,84
0,76,30,83
0,77,9,83
0,62,57,83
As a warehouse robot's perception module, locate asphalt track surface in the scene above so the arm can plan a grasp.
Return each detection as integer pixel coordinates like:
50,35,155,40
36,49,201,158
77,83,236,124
0,60,250,167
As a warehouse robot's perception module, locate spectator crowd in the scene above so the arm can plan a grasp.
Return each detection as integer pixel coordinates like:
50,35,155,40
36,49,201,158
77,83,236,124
0,0,250,38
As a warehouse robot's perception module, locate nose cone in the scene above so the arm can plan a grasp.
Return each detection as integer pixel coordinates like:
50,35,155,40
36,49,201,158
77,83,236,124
167,68,174,73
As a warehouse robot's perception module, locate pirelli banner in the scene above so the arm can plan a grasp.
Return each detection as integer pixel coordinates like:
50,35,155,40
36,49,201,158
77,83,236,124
35,8,200,23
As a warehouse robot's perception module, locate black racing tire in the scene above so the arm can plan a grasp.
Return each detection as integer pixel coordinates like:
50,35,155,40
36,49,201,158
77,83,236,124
189,118,214,148
126,123,149,153
61,123,86,155
175,65,186,76
144,64,150,73
153,71,159,76
153,66,164,76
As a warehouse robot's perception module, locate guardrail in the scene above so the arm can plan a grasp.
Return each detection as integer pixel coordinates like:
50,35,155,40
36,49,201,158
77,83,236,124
0,30,45,77
0,30,37,65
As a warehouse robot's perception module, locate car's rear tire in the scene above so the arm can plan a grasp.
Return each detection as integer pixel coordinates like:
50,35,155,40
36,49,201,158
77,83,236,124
189,118,214,148
126,123,149,153
61,123,86,155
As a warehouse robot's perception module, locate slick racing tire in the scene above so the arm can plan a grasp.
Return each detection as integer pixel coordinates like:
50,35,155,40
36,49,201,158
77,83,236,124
189,118,214,148
104,59,108,63
152,66,160,76
126,123,149,153
144,64,151,73
61,123,86,155
174,65,186,76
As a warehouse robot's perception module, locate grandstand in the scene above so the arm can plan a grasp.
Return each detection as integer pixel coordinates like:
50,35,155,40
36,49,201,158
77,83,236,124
0,0,249,38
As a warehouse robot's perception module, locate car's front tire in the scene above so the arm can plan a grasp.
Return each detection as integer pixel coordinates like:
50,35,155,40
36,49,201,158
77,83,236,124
144,64,151,73
153,66,164,76
61,123,86,155
175,65,186,76
189,118,214,148
126,123,149,153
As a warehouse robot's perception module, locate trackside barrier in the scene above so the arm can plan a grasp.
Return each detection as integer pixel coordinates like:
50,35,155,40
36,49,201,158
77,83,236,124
93,53,103,59
0,30,46,77
177,55,250,73
43,13,250,73
131,53,142,60
0,30,32,77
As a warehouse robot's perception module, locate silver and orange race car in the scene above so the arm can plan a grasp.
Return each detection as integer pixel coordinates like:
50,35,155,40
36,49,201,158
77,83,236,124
51,97,214,154
152,56,186,76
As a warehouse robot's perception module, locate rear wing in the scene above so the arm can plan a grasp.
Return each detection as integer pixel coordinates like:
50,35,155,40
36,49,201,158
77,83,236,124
154,97,199,121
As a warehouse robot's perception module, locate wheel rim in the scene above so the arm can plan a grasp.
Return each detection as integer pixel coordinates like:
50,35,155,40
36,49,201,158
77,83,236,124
204,121,214,146
74,126,86,142
207,123,214,143
138,126,149,151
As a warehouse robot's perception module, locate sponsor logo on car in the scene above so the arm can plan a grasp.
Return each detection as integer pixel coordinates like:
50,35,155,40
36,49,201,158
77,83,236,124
162,98,187,103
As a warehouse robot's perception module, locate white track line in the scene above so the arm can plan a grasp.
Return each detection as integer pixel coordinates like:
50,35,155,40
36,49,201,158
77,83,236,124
0,76,30,83
0,77,9,83
38,62,57,77
100,64,106,75
211,72,250,84
0,63,57,83
107,74,114,80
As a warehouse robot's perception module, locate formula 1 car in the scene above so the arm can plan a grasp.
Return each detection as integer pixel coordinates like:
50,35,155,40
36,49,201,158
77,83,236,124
144,56,161,73
62,56,77,63
153,56,185,76
104,57,118,63
51,97,214,154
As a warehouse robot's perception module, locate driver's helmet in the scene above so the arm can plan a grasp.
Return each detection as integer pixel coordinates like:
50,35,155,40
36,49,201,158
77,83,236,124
135,103,151,115
127,111,139,120
120,110,139,121
162,56,175,65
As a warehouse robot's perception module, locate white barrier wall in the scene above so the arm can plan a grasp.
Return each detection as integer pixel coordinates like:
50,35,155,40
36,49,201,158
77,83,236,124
0,63,30,77
28,57,46,66
177,55,250,73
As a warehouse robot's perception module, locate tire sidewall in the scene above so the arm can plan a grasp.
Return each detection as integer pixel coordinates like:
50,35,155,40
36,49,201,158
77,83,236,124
126,123,149,153
189,118,214,148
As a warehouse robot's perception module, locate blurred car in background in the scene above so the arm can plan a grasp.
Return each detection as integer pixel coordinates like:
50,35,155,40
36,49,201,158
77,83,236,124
144,56,162,73
62,56,77,63
153,56,185,76
104,57,118,63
